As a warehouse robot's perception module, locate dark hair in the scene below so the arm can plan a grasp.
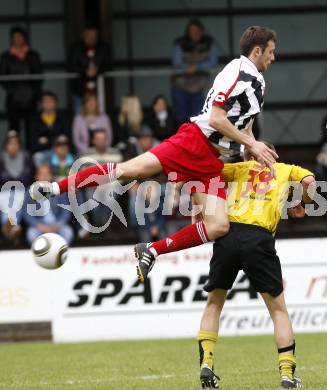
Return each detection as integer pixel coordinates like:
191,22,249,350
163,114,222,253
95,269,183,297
10,26,28,40
84,23,98,32
186,19,205,33
240,26,276,57
42,91,58,102
152,94,168,107
244,140,276,161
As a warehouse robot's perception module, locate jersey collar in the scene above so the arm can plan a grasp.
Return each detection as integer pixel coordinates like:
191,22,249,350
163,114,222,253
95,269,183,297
241,55,260,74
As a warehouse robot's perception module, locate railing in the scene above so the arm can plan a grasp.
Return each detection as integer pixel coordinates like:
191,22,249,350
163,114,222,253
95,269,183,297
0,68,191,114
0,66,326,145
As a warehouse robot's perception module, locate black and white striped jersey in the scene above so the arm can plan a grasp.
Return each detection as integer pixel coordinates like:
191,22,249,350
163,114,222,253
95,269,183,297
191,55,265,157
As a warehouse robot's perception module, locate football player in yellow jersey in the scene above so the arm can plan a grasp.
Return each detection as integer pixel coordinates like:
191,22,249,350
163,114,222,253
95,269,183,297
197,144,315,389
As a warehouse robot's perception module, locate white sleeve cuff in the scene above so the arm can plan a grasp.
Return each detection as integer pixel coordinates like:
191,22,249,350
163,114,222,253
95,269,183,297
51,182,60,195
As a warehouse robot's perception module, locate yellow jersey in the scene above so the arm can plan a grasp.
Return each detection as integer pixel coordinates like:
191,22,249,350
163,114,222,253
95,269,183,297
223,161,314,235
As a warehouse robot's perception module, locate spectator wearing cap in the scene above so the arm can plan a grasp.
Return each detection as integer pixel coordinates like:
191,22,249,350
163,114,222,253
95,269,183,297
171,19,218,125
23,165,74,245
0,131,33,243
73,92,113,155
30,91,71,158
46,135,74,181
68,25,111,113
126,127,166,242
0,26,43,146
145,95,177,141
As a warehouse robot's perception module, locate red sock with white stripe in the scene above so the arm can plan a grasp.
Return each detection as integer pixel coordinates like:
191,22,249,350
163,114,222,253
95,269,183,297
148,221,209,256
56,162,117,194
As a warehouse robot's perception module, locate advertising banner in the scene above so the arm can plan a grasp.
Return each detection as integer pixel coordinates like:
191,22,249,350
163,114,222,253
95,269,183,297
0,250,52,323
52,238,327,342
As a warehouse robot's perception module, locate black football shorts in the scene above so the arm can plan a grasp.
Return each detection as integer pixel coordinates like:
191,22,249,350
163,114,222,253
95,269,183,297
204,222,283,297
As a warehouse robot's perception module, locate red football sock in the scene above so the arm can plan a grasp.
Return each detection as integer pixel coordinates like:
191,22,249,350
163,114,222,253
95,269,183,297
149,221,209,256
57,162,117,193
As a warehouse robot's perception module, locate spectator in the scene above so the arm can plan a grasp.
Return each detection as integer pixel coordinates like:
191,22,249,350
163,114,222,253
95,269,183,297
68,25,111,113
73,92,113,155
171,19,218,124
0,131,33,242
126,127,166,242
0,26,43,146
30,91,71,163
79,128,123,165
23,165,73,245
77,129,123,229
145,95,177,141
47,135,74,181
116,96,144,147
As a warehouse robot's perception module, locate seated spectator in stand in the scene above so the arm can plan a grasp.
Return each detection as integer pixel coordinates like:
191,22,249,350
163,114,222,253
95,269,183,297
171,19,218,125
23,165,73,245
77,129,123,229
116,96,143,148
46,135,74,181
79,128,123,165
73,92,113,155
68,25,111,113
0,131,33,243
31,91,71,165
145,95,176,141
126,127,166,242
0,26,43,147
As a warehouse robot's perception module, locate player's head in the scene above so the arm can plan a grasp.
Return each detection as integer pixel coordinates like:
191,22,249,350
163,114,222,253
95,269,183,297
240,26,276,72
244,141,276,161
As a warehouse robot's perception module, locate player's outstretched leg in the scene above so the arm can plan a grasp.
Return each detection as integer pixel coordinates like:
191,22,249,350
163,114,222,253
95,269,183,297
135,193,229,282
261,293,303,389
30,152,162,200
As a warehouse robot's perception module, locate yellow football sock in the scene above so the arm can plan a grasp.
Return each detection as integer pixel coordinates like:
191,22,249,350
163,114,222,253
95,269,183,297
279,353,296,379
197,330,218,369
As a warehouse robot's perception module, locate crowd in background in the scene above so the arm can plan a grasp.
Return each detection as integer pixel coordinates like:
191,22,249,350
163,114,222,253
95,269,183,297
0,20,325,248
0,20,216,247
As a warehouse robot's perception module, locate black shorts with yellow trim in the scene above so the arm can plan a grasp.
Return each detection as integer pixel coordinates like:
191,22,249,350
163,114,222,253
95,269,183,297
204,222,283,297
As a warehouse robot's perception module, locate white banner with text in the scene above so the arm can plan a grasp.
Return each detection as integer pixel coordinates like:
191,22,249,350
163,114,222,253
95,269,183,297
52,238,327,342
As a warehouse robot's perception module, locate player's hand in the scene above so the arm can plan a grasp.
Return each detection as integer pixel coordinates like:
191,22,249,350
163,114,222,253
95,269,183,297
29,181,55,201
248,140,279,178
287,201,306,218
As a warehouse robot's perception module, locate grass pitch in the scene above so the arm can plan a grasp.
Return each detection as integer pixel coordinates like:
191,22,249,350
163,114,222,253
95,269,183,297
1,333,326,389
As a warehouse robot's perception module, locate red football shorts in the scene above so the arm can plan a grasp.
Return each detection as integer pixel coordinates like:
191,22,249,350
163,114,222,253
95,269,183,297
150,122,226,199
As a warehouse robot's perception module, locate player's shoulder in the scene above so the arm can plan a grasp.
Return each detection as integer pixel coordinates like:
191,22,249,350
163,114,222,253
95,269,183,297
274,162,294,172
274,162,310,178
215,57,241,82
224,57,242,71
275,162,301,170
